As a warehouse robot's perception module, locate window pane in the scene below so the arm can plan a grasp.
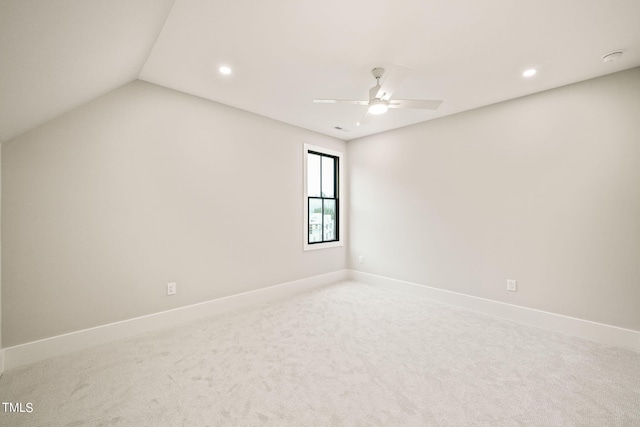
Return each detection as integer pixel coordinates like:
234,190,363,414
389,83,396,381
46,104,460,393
307,153,321,197
308,198,323,243
321,156,335,197
323,199,336,241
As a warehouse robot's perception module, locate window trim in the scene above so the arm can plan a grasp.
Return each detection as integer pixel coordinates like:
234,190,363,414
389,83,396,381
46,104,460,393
303,144,344,251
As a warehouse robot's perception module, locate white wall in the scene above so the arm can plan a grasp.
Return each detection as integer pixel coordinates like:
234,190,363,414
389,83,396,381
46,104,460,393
2,80,346,347
0,146,3,373
348,67,640,331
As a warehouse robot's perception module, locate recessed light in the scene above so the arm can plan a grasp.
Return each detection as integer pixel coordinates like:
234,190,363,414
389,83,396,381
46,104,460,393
522,68,537,78
219,66,232,75
602,51,623,63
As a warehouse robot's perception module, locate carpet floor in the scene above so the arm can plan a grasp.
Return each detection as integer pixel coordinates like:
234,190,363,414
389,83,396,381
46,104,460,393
1,281,639,426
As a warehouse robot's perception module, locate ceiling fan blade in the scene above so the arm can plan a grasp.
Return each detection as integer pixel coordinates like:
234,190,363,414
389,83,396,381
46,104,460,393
375,64,411,100
388,99,443,110
356,109,370,127
313,99,368,105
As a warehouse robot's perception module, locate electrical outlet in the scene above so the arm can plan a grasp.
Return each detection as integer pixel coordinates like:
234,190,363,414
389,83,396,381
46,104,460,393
167,282,177,296
358,255,364,264
507,279,517,292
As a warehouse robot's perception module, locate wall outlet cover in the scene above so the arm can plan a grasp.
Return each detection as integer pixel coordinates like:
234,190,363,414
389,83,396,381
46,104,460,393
167,282,177,296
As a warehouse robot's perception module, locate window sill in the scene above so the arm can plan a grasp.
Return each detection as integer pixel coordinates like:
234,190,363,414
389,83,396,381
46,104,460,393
303,240,344,251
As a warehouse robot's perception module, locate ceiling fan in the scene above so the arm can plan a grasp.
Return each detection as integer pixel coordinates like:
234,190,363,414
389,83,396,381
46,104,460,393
313,65,443,120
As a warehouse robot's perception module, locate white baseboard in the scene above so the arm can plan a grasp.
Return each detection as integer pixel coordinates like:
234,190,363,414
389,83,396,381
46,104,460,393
349,270,640,352
3,270,348,371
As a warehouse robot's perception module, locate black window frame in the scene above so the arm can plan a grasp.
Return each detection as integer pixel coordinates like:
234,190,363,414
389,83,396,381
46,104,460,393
307,150,339,245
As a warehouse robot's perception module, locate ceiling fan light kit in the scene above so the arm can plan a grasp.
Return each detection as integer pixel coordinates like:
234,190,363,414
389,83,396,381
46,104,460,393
368,99,388,115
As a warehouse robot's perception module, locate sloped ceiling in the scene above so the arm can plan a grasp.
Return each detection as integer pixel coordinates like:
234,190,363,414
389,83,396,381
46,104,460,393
0,0,175,142
2,0,640,143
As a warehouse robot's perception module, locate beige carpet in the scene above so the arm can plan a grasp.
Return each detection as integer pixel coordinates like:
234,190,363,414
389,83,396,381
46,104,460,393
1,281,639,426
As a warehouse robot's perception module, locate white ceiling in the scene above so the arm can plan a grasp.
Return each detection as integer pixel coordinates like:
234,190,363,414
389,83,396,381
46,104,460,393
2,0,640,143
0,0,175,142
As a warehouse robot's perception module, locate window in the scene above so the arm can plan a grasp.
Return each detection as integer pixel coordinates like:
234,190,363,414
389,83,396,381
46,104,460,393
304,144,343,250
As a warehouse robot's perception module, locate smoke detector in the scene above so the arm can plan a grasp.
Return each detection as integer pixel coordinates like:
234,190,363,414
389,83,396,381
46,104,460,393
602,51,623,63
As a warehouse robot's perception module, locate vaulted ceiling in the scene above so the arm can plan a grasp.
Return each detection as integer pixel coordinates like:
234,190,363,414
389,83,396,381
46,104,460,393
2,0,639,143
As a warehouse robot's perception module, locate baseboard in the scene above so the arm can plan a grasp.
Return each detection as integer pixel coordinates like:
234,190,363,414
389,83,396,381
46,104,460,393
4,270,348,371
349,270,640,352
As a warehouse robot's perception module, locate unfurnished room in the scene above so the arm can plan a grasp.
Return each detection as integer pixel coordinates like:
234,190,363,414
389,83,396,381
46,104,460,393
0,0,639,426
